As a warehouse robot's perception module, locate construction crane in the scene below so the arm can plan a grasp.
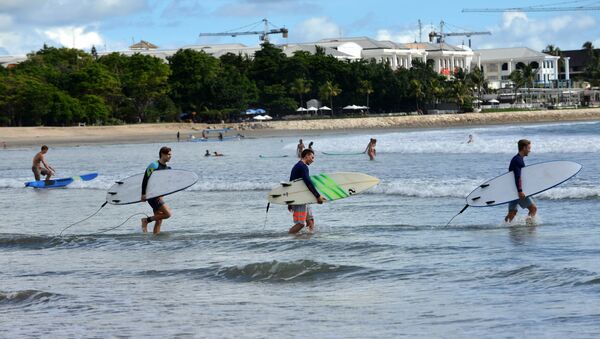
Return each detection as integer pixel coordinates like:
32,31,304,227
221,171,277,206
463,5,600,12
198,18,288,43
429,21,491,48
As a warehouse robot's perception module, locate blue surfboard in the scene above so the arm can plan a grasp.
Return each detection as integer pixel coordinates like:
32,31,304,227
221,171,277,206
25,172,98,188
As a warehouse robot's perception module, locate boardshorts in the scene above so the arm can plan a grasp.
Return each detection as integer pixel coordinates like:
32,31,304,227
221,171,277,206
32,166,49,181
508,196,535,211
291,204,313,225
148,197,165,212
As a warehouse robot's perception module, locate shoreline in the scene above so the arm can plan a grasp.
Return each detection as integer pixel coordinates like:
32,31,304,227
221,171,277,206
2,108,600,148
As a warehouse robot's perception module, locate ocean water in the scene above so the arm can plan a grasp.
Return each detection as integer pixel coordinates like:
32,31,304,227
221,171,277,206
1,121,600,337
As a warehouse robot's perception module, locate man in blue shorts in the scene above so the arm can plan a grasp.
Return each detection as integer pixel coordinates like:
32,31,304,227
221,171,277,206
141,146,172,234
505,139,537,223
288,149,326,234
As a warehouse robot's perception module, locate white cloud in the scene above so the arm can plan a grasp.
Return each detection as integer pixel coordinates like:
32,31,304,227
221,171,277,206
375,24,436,44
474,11,599,50
41,26,104,50
214,0,320,17
292,17,340,42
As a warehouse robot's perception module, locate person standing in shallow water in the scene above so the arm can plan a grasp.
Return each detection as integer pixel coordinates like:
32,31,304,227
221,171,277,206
505,139,537,223
288,149,326,234
141,146,173,234
296,139,305,158
364,138,377,160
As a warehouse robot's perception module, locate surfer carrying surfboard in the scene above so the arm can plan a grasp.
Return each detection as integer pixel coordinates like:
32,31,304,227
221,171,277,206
288,149,326,234
505,139,537,223
141,146,173,234
32,145,55,181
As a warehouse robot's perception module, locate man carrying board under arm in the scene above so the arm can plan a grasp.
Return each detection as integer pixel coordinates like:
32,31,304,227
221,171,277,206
141,146,173,234
288,149,326,234
505,139,537,223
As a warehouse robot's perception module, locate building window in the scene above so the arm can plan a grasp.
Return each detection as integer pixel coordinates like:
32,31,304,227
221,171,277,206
530,61,539,69
487,64,498,72
502,63,508,71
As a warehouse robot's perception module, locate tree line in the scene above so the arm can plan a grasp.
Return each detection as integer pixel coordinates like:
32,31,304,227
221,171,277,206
1,43,489,126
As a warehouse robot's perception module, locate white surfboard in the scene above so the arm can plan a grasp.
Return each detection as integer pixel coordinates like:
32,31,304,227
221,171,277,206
106,169,198,205
268,172,380,205
466,161,582,207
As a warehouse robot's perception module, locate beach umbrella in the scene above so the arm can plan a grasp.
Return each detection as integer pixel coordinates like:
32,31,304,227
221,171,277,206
296,107,308,112
255,108,266,114
245,109,257,115
263,115,273,120
319,106,332,111
253,115,266,120
488,99,500,104
306,107,318,112
472,99,482,103
343,105,356,110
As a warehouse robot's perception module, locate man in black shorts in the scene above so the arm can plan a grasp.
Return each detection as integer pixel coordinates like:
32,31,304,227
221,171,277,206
141,146,173,234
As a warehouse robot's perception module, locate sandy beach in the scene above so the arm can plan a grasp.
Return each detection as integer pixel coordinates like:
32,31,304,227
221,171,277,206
2,108,600,148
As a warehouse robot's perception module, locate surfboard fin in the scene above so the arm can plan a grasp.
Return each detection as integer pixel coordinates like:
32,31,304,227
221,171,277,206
281,182,292,187
471,196,480,201
485,201,495,205
270,194,281,198
112,200,121,203
285,200,294,204
107,192,117,195
480,184,490,188
116,181,124,185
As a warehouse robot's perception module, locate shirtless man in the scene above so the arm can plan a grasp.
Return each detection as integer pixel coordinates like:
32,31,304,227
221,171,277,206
32,145,55,181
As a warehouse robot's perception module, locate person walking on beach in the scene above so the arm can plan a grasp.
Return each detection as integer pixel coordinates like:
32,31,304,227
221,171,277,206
364,138,377,160
505,139,537,223
296,139,305,158
32,145,55,181
141,146,173,234
177,131,180,142
288,149,326,234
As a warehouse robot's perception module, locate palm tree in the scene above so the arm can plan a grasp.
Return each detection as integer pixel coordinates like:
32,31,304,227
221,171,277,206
319,80,342,114
358,79,374,109
468,67,486,107
290,78,311,108
410,79,424,112
509,69,525,103
521,64,539,103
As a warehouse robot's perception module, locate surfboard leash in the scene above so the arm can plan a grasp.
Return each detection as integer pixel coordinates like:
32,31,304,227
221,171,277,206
58,201,108,236
444,204,469,227
262,203,270,229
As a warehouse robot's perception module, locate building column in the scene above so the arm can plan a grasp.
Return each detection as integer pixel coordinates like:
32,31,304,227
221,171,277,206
408,54,412,67
554,59,559,82
565,57,570,81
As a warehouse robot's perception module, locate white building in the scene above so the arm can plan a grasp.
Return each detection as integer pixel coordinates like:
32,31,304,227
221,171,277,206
474,47,566,89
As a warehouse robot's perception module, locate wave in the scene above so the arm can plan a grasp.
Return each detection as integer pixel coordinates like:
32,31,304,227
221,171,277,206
216,259,363,282
3,174,598,201
140,260,365,283
368,179,600,200
286,122,600,154
0,290,60,306
474,264,600,289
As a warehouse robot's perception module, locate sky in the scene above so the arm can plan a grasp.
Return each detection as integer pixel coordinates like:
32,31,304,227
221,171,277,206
1,0,600,56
